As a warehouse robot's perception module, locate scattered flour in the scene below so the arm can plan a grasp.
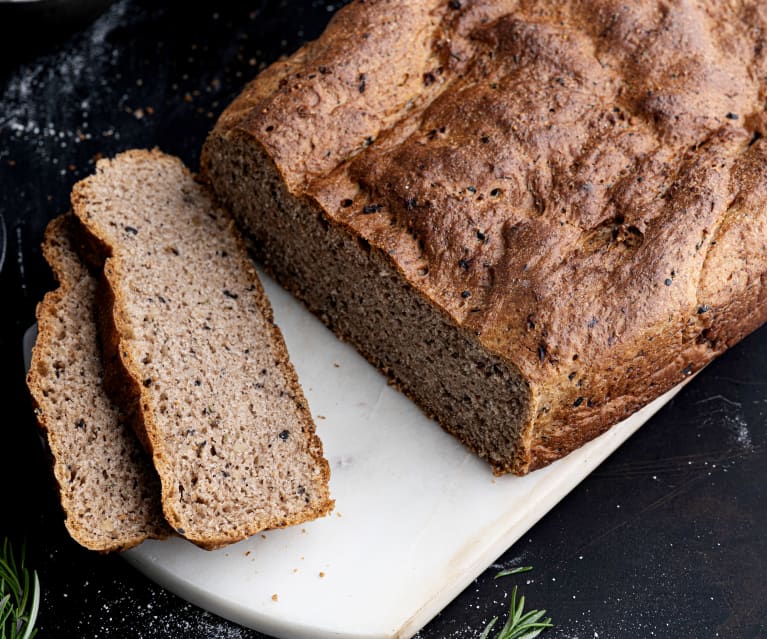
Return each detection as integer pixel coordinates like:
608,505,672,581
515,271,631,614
695,393,755,453
729,412,754,450
47,580,258,638
0,0,129,163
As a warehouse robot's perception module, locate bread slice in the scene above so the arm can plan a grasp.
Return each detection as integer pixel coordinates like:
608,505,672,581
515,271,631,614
70,149,332,549
26,214,170,552
202,0,767,475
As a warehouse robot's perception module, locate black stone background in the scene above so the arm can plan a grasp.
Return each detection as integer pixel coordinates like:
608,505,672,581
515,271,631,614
0,2,765,637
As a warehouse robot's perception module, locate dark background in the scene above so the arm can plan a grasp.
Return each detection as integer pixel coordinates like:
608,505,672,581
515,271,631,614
0,1,765,637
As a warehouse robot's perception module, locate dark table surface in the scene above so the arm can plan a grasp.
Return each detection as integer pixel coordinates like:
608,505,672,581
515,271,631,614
0,2,765,637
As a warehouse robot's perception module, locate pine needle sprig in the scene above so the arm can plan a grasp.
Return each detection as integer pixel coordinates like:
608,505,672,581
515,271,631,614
0,539,40,639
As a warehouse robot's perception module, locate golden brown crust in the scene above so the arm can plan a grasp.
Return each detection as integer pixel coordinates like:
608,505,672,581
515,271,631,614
206,0,767,473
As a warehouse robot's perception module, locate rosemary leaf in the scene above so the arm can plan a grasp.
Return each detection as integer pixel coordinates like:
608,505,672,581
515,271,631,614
481,571,553,639
495,566,533,579
480,617,499,639
0,539,40,639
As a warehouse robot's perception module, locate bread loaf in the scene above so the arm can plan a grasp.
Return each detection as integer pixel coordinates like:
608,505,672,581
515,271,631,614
71,149,333,549
27,214,170,551
202,0,767,474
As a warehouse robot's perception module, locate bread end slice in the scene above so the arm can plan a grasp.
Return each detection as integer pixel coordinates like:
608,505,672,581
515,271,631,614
26,214,170,552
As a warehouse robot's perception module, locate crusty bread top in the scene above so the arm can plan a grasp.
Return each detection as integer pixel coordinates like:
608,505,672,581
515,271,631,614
207,0,767,467
72,150,332,549
26,214,170,552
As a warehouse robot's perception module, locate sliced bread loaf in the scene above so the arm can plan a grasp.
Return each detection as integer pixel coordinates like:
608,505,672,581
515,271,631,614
71,149,332,549
26,214,170,552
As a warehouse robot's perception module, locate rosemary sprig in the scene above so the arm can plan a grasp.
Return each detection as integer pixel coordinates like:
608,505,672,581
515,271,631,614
0,539,40,639
480,568,552,639
495,566,533,579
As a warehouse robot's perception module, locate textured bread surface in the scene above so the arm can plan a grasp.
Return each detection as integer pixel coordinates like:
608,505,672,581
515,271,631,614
72,149,332,549
26,214,170,552
203,0,767,474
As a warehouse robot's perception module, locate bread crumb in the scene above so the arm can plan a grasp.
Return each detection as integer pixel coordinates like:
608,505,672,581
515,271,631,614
319,571,325,578
317,415,326,420
271,594,278,602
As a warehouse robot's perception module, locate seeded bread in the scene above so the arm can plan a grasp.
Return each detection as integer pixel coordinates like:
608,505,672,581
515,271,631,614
202,0,767,474
71,149,333,549
26,214,170,552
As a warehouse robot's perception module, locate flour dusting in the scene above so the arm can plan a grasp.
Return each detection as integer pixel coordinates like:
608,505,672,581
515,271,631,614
695,393,755,453
0,0,129,163
729,413,753,451
49,578,259,638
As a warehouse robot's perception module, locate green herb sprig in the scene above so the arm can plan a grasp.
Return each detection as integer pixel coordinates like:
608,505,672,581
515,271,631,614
494,566,533,579
480,566,552,639
0,539,40,639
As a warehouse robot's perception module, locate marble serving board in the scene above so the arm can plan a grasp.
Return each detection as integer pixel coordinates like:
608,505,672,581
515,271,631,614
24,269,686,639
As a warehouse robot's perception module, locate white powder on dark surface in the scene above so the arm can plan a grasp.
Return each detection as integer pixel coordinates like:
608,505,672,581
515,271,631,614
694,394,755,453
116,602,255,639
489,550,530,573
729,412,753,450
50,580,260,639
0,0,129,164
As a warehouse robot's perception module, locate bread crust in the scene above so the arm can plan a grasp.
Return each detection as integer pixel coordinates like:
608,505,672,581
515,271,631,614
203,0,767,473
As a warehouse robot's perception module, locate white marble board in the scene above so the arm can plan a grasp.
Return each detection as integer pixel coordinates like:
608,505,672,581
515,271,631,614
24,269,686,639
